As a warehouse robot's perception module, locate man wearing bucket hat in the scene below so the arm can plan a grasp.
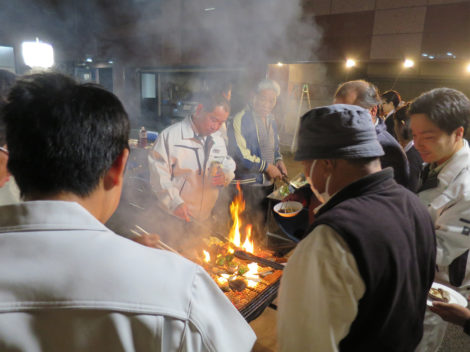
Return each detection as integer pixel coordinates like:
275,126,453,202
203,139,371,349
278,104,436,352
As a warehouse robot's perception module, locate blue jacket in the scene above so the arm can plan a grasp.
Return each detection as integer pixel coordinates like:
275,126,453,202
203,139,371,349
227,107,282,184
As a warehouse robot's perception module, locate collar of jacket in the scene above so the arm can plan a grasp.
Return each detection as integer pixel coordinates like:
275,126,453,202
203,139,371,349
180,116,220,146
375,117,387,134
435,139,470,190
0,200,108,233
316,168,395,217
181,116,199,141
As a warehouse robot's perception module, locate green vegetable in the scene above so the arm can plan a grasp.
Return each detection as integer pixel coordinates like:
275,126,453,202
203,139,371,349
225,254,234,263
216,256,226,266
238,265,248,275
279,185,290,196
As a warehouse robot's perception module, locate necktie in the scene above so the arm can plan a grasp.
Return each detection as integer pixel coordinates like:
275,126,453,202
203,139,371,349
418,164,439,192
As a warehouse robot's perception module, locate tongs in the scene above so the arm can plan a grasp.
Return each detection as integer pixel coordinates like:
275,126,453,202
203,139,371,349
279,174,296,195
234,250,285,270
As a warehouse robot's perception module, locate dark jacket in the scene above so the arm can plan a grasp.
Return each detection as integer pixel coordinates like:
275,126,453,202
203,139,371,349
406,144,423,193
385,113,396,139
376,118,411,189
312,169,436,352
227,107,282,184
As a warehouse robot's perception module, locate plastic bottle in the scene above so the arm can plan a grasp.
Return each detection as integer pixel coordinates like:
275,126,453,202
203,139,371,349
138,126,147,148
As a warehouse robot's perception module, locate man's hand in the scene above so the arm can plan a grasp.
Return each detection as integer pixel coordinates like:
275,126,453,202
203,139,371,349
133,233,161,249
173,203,192,222
276,160,288,177
211,167,225,187
265,163,282,180
429,301,470,327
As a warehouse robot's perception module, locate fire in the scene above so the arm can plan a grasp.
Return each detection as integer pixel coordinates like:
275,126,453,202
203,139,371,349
227,183,255,254
245,262,260,288
242,224,254,253
217,276,228,285
203,250,211,263
228,182,245,248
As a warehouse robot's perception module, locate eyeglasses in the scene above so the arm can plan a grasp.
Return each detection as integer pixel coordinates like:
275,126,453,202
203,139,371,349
0,147,8,155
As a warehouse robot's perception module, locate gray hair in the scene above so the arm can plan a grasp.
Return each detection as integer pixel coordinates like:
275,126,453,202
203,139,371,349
335,80,380,110
256,79,281,97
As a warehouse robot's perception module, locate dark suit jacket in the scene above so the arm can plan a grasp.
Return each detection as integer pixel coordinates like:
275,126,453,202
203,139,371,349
406,145,423,193
376,118,411,189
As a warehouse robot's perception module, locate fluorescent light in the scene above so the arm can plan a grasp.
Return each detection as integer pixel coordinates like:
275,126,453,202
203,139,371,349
428,55,435,60
21,39,54,68
403,59,414,68
447,52,453,56
204,7,215,11
85,57,93,63
422,53,428,57
345,58,356,68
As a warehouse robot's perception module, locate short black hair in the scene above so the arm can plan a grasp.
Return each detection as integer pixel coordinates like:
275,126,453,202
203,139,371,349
408,88,470,135
0,69,16,146
393,103,411,141
197,92,230,114
3,72,130,198
381,90,401,109
0,69,16,106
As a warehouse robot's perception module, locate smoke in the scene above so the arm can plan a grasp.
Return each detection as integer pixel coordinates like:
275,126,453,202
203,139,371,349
1,0,324,242
0,0,322,67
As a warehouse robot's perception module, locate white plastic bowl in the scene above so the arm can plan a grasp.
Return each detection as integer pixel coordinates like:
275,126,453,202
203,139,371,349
273,201,303,218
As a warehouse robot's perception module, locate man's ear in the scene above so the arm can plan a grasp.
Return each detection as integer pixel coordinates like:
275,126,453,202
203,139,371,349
194,104,204,118
454,126,464,139
370,105,378,118
323,159,336,172
104,148,129,190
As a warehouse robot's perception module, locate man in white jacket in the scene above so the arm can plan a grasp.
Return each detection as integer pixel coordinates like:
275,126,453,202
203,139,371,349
410,88,470,352
0,72,255,351
148,94,235,229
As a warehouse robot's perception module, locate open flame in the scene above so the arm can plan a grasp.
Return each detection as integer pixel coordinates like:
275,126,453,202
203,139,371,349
227,183,255,254
228,182,245,248
245,262,260,288
203,250,211,263
242,224,254,253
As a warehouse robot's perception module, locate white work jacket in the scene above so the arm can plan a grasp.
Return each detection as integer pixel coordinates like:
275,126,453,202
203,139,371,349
418,139,470,291
149,117,235,221
0,201,256,352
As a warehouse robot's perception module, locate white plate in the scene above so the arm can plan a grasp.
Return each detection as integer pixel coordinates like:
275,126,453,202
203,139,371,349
427,282,468,307
273,201,303,218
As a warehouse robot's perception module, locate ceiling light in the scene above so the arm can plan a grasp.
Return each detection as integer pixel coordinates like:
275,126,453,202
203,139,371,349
277,62,283,67
428,55,435,60
21,38,54,69
466,63,470,73
403,59,414,68
422,53,428,57
85,57,93,63
345,58,356,68
447,52,453,56
204,7,215,11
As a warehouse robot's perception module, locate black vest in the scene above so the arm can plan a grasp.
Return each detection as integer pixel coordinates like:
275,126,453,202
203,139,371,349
313,169,436,352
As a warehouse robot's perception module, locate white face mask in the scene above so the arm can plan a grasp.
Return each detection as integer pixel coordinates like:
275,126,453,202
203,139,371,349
307,160,332,204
